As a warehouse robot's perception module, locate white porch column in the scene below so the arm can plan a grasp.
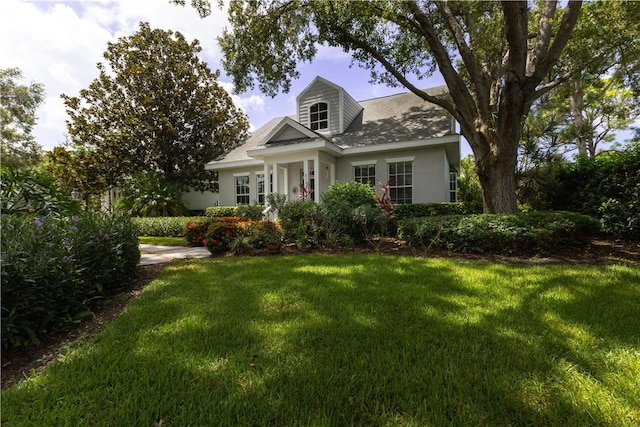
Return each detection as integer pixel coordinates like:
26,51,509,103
263,162,270,199
303,158,310,188
272,163,279,196
313,156,320,202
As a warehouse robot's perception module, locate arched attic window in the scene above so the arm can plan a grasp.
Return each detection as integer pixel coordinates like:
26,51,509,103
309,102,328,131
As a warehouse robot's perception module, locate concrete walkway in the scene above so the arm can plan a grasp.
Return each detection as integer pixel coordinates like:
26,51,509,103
139,244,211,265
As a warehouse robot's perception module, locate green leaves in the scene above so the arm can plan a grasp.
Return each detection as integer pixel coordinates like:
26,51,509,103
0,68,45,170
59,22,249,193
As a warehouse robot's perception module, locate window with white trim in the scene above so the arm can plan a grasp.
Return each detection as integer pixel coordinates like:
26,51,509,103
388,161,413,204
354,164,376,186
235,175,250,205
256,174,265,204
449,168,458,202
310,102,328,131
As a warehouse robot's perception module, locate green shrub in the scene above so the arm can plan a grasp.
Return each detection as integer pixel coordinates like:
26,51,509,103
133,216,194,237
397,211,600,254
204,205,264,220
526,143,640,240
114,173,187,217
1,212,139,349
278,200,324,247
393,202,482,219
319,181,378,244
1,166,81,217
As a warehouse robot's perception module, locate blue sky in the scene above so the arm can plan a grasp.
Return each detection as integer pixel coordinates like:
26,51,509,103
2,0,471,155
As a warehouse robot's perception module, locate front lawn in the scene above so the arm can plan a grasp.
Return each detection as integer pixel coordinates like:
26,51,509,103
2,255,638,426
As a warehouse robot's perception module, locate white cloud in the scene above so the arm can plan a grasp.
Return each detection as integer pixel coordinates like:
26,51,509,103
0,0,230,150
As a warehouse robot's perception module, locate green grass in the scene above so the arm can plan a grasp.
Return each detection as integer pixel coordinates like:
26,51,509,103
2,255,639,426
138,236,188,246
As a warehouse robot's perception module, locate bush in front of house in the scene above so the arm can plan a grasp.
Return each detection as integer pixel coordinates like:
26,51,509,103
319,181,379,245
396,211,600,254
1,211,139,349
393,202,483,219
185,216,277,254
133,216,195,237
204,205,264,220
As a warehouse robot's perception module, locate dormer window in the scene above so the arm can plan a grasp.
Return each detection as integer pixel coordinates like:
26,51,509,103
310,102,328,131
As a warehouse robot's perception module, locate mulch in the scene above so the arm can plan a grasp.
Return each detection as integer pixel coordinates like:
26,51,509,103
2,239,638,390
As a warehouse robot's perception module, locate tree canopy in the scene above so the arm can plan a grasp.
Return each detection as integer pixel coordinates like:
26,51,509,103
0,68,45,170
57,22,249,198
178,0,589,213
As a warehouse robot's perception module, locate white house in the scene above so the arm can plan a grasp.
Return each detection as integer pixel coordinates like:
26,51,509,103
205,76,460,206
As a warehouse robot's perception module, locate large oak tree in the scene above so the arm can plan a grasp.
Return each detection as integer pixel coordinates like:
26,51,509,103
60,22,249,196
177,0,585,213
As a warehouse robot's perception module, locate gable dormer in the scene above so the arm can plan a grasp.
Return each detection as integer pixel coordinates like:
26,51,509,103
296,76,362,135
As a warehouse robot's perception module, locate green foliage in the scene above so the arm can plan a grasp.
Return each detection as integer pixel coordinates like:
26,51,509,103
133,216,193,237
1,166,81,217
45,146,111,205
115,173,187,217
319,181,377,244
457,155,483,206
532,143,640,240
393,202,482,219
1,212,139,349
278,200,323,247
204,205,264,220
397,211,600,254
0,68,45,170
60,22,249,192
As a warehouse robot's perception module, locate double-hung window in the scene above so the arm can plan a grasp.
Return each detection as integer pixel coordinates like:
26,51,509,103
354,164,376,187
310,102,328,131
449,168,458,202
235,175,250,205
388,161,413,204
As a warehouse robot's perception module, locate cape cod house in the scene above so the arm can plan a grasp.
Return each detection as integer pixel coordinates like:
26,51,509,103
205,76,460,207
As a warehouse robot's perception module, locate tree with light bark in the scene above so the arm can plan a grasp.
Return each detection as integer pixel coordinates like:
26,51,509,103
175,0,586,213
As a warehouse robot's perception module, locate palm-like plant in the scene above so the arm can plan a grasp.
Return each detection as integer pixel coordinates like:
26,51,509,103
115,173,187,217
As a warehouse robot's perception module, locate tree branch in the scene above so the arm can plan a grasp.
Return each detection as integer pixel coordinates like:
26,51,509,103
527,0,557,76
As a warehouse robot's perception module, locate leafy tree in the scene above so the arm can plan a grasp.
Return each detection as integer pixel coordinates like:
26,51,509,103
541,1,640,157
177,0,584,213
457,155,483,207
60,22,249,195
0,68,45,170
45,146,110,208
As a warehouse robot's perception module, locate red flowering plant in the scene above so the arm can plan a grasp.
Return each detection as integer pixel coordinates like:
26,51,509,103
202,217,250,254
375,180,396,220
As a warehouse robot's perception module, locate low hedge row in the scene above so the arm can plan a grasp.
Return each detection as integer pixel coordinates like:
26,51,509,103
204,205,264,220
133,216,194,237
1,212,140,349
397,211,600,254
393,202,483,219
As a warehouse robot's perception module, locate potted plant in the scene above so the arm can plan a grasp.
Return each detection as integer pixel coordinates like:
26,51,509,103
262,221,282,253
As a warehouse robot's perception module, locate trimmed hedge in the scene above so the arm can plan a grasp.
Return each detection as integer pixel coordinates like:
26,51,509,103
397,211,600,254
393,202,483,219
1,212,140,349
133,216,195,237
204,205,264,220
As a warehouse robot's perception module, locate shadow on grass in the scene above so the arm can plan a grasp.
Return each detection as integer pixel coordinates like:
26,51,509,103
2,256,638,426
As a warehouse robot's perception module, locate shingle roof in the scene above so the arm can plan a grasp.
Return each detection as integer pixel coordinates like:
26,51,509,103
208,85,453,166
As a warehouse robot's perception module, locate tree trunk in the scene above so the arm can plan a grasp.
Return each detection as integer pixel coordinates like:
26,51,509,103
475,151,519,214
569,79,588,156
